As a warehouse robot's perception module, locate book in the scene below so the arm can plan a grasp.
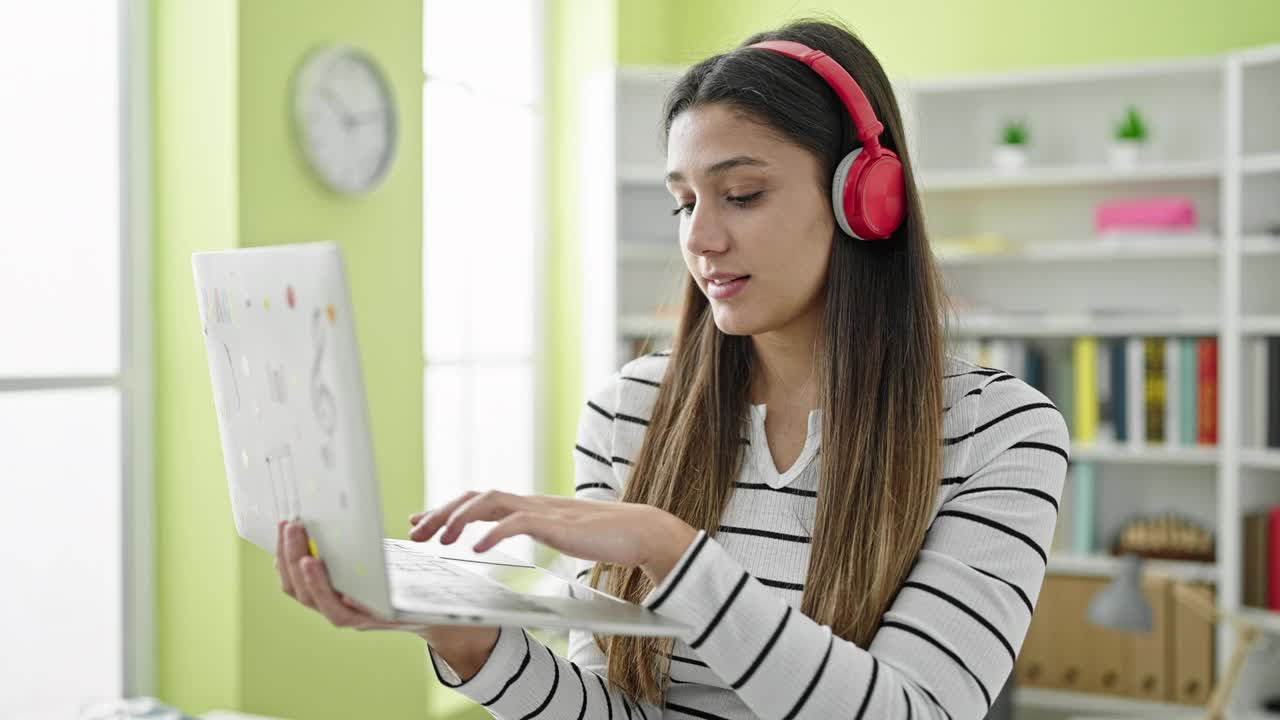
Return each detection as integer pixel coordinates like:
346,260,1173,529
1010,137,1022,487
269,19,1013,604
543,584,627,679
1055,346,1075,433
1251,337,1268,447
1097,340,1115,442
1244,510,1271,609
1027,345,1045,392
1071,462,1096,555
1270,337,1280,448
1180,337,1198,446
1006,339,1026,380
1127,337,1145,448
1111,339,1128,444
1165,336,1181,447
1270,505,1280,611
1074,337,1099,444
1145,338,1166,444
1197,338,1218,445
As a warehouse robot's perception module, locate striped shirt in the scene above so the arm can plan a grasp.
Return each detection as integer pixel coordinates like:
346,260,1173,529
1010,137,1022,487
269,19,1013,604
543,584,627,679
428,352,1070,719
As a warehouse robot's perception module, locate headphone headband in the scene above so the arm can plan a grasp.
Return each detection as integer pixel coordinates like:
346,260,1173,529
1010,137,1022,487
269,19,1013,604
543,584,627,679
742,38,905,240
746,40,886,156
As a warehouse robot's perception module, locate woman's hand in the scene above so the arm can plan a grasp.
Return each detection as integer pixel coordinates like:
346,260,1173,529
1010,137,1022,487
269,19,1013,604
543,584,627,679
274,519,431,633
408,490,700,586
275,519,504,678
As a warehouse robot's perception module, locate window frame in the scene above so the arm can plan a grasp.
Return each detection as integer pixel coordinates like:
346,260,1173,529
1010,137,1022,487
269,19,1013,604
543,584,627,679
0,0,153,699
421,0,547,513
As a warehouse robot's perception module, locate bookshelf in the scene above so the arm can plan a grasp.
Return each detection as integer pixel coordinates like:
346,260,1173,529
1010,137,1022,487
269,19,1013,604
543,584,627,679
581,46,1280,716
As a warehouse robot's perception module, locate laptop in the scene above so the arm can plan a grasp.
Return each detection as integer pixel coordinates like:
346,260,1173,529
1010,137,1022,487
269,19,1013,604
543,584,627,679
192,241,686,637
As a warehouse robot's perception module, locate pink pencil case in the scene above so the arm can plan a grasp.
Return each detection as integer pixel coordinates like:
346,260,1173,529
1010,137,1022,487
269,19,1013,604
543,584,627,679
1095,196,1198,233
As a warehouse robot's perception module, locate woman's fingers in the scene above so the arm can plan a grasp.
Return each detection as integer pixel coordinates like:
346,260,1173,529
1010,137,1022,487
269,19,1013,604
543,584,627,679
439,491,527,545
300,556,364,628
408,490,480,541
473,510,559,553
409,491,591,543
339,593,375,615
275,520,295,598
283,522,317,608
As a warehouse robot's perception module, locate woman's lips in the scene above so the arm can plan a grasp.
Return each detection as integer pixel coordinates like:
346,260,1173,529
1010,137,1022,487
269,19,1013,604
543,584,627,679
707,275,750,300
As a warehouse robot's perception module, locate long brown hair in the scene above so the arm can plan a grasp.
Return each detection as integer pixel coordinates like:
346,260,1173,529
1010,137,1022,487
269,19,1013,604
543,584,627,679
588,18,952,704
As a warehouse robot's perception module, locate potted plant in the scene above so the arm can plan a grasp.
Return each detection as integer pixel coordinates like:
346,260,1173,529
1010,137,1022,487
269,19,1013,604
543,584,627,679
993,119,1029,171
1109,105,1148,168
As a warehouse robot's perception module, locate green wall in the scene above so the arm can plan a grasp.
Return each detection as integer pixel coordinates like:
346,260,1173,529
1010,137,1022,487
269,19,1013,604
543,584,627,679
153,0,430,717
544,0,618,500
153,0,240,709
620,0,1280,75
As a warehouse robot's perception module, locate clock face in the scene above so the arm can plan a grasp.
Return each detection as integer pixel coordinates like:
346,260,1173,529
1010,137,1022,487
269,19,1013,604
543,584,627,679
293,46,397,194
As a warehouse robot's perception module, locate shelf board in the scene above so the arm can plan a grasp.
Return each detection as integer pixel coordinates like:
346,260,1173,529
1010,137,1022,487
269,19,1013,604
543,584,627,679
1238,42,1280,68
934,235,1280,266
903,55,1222,95
619,314,676,337
1243,234,1280,255
1241,449,1280,470
936,236,1220,265
619,163,666,185
1048,553,1219,584
619,243,679,263
1241,315,1280,335
1014,687,1202,717
1243,151,1280,175
951,312,1219,338
1236,607,1280,634
1072,443,1219,466
918,159,1220,192
626,311,1233,340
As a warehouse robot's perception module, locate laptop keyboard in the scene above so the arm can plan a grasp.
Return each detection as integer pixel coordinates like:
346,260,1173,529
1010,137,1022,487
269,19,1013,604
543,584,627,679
385,543,555,615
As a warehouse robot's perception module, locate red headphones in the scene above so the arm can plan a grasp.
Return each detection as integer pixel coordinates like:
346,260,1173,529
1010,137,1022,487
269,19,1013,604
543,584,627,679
747,40,905,241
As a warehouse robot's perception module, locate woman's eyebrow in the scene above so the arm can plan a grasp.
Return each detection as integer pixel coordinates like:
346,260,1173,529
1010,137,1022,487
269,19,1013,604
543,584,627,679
665,155,768,184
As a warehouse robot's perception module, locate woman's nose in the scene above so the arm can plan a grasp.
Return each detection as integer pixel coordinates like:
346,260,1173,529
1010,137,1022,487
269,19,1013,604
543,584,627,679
683,205,730,256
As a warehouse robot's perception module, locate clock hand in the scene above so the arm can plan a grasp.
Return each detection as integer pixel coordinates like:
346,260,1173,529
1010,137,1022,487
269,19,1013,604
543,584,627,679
349,108,384,126
321,87,356,130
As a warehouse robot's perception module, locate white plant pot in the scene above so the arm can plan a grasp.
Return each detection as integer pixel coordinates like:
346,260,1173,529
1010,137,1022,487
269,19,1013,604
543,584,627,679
993,145,1027,172
1108,140,1143,169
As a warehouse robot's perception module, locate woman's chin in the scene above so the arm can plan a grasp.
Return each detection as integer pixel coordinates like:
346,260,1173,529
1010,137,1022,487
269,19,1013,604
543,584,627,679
710,306,764,336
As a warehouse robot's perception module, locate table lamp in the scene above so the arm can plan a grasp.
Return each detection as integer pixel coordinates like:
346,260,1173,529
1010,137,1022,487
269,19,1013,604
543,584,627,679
1087,553,1268,720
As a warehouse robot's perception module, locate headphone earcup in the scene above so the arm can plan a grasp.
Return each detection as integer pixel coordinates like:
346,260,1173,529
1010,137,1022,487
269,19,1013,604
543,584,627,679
832,148,906,241
831,149,864,239
854,151,905,240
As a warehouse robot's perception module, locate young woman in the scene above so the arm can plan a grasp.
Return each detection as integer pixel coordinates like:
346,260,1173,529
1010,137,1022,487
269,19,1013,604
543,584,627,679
276,18,1069,719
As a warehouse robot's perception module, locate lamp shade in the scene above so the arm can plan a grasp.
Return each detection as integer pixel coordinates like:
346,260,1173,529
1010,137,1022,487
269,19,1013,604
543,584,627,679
1087,553,1153,632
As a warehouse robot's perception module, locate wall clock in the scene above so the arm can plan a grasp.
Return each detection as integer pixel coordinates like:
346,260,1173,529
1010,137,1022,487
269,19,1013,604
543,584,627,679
293,45,397,194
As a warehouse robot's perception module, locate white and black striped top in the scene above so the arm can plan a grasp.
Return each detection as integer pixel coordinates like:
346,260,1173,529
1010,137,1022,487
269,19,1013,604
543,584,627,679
429,352,1070,719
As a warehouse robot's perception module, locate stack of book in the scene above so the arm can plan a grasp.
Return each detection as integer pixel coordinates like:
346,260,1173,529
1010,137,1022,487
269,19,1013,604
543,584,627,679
954,336,1223,447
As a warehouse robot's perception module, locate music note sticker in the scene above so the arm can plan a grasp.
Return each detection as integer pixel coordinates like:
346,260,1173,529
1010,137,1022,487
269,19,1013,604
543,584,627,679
222,344,241,411
266,444,300,522
267,363,288,404
311,306,338,469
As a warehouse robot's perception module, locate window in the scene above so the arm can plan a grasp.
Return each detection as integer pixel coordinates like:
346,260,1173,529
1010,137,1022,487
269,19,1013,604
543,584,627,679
422,1,543,553
0,0,146,713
